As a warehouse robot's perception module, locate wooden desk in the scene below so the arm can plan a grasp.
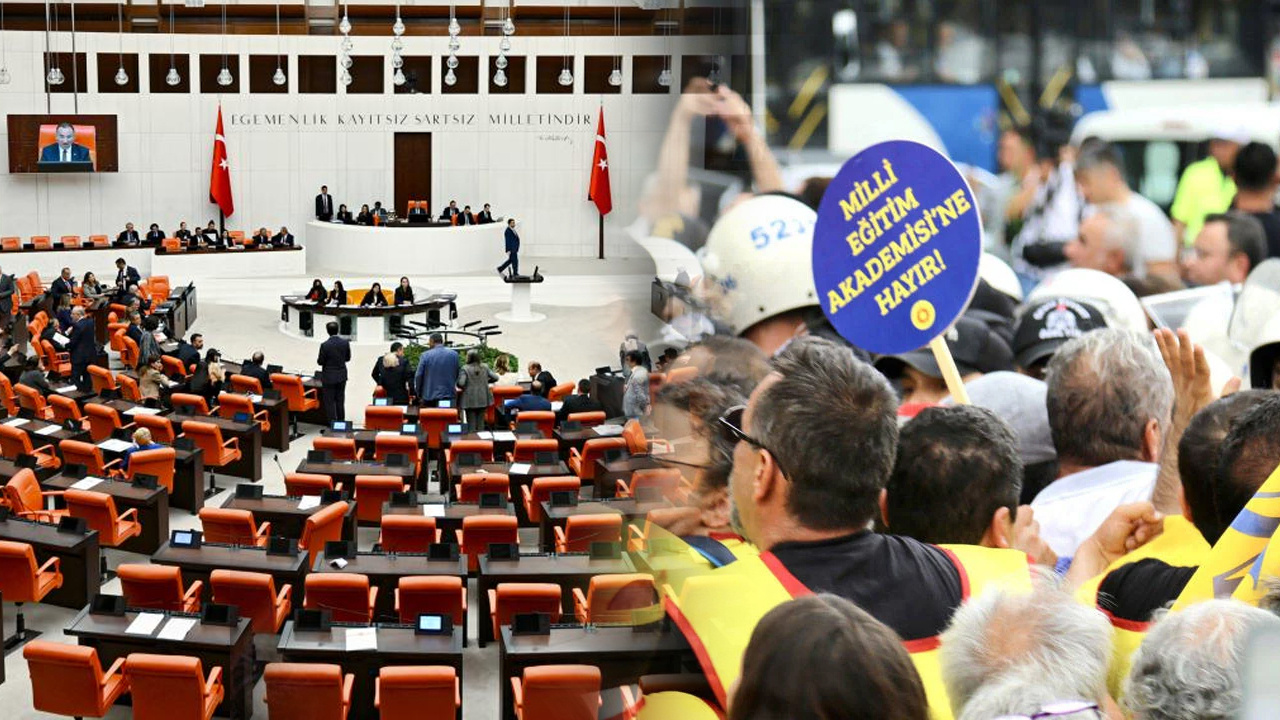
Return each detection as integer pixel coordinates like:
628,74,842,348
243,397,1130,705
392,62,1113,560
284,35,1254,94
444,461,571,524
170,412,263,482
0,516,99,608
381,499,515,541
216,387,290,452
278,621,464,720
42,474,169,555
221,494,357,542
499,624,690,720
552,426,608,456
294,458,418,492
538,499,667,552
2,416,91,476
66,607,255,720
311,551,467,624
594,456,666,499
96,400,206,513
477,553,634,647
151,541,310,594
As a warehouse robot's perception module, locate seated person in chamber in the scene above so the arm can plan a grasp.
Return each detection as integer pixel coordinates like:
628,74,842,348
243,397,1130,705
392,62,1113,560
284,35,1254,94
440,200,461,224
356,204,374,226
329,280,348,305
81,272,106,301
394,276,414,305
18,355,54,396
217,230,232,248
336,204,354,224
54,294,74,332
121,427,164,470
251,227,272,247
40,122,91,163
200,221,219,244
174,222,193,243
305,279,328,303
460,205,476,226
272,226,294,247
372,201,388,221
144,223,165,246
360,282,389,307
409,203,427,217
477,203,494,224
117,222,140,246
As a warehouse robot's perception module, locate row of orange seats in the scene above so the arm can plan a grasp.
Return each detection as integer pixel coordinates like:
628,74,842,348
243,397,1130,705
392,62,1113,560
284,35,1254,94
0,235,111,250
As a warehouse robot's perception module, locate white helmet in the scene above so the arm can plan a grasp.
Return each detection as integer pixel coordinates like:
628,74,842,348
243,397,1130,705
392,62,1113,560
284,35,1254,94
1027,268,1148,333
697,195,818,336
979,253,1023,302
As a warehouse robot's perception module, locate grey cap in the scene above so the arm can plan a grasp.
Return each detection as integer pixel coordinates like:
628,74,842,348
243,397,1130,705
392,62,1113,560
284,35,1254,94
943,371,1056,466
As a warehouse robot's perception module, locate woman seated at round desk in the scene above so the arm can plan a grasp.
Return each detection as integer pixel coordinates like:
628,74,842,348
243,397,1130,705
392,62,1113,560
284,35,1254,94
329,281,348,305
305,279,328,303
356,204,373,226
336,204,354,224
360,282,389,307
394,277,414,305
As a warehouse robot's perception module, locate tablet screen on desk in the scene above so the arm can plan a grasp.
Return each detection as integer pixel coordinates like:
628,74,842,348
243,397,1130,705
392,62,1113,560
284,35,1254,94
447,424,464,434
415,613,451,635
437,400,452,409
331,421,352,432
401,423,418,435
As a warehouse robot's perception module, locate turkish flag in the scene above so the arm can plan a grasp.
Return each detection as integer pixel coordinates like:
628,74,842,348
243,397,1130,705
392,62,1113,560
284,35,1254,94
588,107,612,216
209,106,235,218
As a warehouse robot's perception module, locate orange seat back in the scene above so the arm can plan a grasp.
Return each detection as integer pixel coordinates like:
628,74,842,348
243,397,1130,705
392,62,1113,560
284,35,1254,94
417,408,458,449
396,575,464,624
32,236,52,250
171,393,211,416
49,394,83,424
547,382,575,401
89,366,118,395
66,489,131,545
460,515,517,572
117,374,142,402
14,384,48,416
364,405,404,430
264,663,350,720
182,421,237,465
90,234,109,247
23,641,117,718
58,439,109,475
0,237,19,251
566,411,606,427
573,437,628,482
584,573,658,624
560,514,623,552
217,393,256,421
285,473,334,496
0,539,47,602
515,410,556,438
354,475,408,524
161,356,189,380
489,385,525,422
379,516,437,554
511,438,559,462
446,440,494,463
304,573,373,622
519,665,601,720
313,437,359,461
623,420,648,455
199,507,264,546
377,666,458,720
493,582,562,634
211,569,286,634
131,414,176,444
3,469,46,516
0,423,35,457
374,435,421,470
125,653,219,720
84,403,125,442
118,563,192,611
523,476,583,523
457,473,510,502
626,468,685,498
162,237,181,252
271,374,317,412
299,501,348,566
229,374,262,395
126,448,176,494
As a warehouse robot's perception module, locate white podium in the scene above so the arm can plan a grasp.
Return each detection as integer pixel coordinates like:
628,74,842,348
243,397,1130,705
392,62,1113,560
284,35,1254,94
495,275,546,323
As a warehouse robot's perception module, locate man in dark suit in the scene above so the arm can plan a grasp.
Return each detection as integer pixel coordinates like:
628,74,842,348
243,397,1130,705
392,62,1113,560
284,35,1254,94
372,202,388,223
527,361,556,398
317,321,350,422
0,268,14,335
557,379,603,421
477,203,495,224
272,226,295,247
316,185,335,221
460,205,476,226
174,333,202,372
174,222,193,245
240,351,273,390
200,221,219,245
440,200,461,225
144,223,165,245
39,122,91,164
50,267,75,304
497,218,520,277
67,306,98,391
117,223,141,246
114,258,141,294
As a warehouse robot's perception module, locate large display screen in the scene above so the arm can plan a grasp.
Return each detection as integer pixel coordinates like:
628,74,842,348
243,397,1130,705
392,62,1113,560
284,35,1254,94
6,114,119,173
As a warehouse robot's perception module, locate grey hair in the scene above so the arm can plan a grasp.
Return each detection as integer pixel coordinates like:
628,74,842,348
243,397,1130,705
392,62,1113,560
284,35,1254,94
382,352,399,368
940,569,1113,718
1045,328,1173,467
1094,203,1143,272
1124,599,1280,720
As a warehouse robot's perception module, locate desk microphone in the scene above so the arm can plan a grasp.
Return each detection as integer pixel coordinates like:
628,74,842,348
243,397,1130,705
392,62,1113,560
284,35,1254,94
273,454,286,479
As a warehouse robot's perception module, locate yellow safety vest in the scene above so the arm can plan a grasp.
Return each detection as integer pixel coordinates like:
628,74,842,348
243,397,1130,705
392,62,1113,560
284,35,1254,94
634,691,724,720
1073,515,1209,699
662,542,1033,720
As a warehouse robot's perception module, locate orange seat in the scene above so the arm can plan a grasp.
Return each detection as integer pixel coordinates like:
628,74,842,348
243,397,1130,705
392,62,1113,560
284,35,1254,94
171,393,212,416
0,540,62,647
210,569,292,634
23,640,127,718
40,340,71,377
515,411,556,438
131,413,176,444
0,236,19,251
456,473,510,502
364,405,404,431
314,436,363,461
299,501,348,566
58,439,122,477
0,374,17,416
89,234,109,247
354,475,408,524
374,435,423,475
199,507,271,547
84,403,130,443
117,374,142,403
376,666,460,720
181,420,241,469
218,392,269,433
511,665,601,720
1,469,67,522
378,516,440,553
32,236,52,250
623,419,670,455
553,514,622,553
49,394,86,428
162,237,181,252
125,653,224,720
61,235,82,248
304,573,377,623
395,575,465,625
568,438,628,482
264,663,354,720
488,583,562,641
118,563,202,612
488,386,525,424
457,515,518,572
565,411,606,427
126,447,177,494
572,573,658,624
119,336,140,369
66,489,142,548
520,476,583,524
509,439,559,463
148,276,171,303
89,366,118,396
272,373,320,415
616,467,687,500
0,423,61,469
417,408,459,450
229,373,263,395
15,383,55,420
108,326,127,354
285,472,334,496
547,382,575,402
445,439,494,465
162,355,190,380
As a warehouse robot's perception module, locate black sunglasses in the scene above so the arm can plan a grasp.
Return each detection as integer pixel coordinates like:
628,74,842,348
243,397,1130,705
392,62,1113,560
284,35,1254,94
717,405,789,479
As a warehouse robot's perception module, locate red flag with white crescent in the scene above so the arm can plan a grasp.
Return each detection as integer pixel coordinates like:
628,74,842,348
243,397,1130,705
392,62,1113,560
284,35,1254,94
588,107,613,216
209,106,235,217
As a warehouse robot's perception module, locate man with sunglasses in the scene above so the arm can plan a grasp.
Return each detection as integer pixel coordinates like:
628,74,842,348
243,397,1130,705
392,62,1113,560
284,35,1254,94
665,337,1035,717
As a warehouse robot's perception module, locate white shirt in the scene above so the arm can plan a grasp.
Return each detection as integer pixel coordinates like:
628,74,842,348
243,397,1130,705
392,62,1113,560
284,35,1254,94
1030,460,1158,557
1123,192,1178,270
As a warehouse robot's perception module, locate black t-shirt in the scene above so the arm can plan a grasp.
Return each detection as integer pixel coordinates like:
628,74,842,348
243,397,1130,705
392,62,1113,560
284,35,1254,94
1095,558,1196,623
770,531,964,642
1246,209,1280,260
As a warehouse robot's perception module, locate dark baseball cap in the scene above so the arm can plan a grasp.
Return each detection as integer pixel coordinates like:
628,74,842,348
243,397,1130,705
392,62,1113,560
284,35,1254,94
1012,298,1109,370
874,315,1015,380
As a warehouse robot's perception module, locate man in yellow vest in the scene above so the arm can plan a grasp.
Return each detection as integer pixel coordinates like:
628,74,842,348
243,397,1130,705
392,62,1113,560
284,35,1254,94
1170,125,1244,247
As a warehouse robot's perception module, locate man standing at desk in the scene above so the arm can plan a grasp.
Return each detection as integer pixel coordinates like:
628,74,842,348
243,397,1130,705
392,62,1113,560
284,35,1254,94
414,333,459,408
50,267,76,304
114,258,141,299
497,218,520,278
318,321,351,422
316,185,335,221
67,306,97,391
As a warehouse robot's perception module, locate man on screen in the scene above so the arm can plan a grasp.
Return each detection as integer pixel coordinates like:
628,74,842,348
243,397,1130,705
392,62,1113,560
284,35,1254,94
39,122,91,164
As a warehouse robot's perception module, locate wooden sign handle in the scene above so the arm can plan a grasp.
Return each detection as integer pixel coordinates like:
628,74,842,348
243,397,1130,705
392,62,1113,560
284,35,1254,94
929,335,969,405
